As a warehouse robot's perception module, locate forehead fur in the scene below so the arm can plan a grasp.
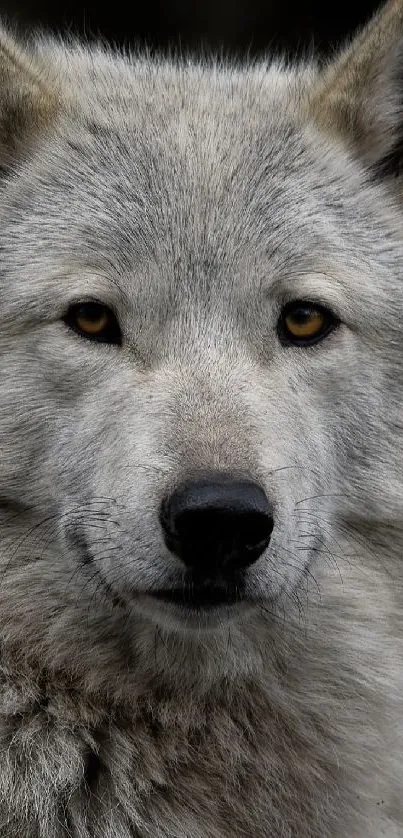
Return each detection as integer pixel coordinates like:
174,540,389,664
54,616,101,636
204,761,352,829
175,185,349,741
1,7,403,342
0,46,383,236
0,36,401,360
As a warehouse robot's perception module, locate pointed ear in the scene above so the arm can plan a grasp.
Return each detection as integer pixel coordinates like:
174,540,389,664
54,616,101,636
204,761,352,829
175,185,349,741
311,0,403,176
0,25,59,172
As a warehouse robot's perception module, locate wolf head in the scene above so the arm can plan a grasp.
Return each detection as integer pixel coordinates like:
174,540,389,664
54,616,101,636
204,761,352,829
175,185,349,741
0,2,403,681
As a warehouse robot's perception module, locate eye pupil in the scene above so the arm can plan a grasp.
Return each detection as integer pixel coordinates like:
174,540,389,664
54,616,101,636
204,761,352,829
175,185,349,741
78,303,104,322
279,302,336,346
63,301,122,346
289,308,314,324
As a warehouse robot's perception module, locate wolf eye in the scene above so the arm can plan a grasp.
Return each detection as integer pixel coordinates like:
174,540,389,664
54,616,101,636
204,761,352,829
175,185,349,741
63,301,122,345
278,302,337,346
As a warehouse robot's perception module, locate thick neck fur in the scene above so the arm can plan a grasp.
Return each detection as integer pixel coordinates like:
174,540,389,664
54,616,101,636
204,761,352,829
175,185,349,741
0,522,401,838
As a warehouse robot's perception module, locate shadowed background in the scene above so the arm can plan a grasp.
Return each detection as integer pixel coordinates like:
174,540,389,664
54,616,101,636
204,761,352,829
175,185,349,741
0,1,383,57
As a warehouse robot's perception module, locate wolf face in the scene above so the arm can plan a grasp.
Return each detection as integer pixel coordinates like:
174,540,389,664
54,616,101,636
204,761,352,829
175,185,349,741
0,4,403,653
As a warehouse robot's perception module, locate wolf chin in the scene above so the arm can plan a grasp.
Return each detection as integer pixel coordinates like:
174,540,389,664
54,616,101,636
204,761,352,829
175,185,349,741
0,1,403,835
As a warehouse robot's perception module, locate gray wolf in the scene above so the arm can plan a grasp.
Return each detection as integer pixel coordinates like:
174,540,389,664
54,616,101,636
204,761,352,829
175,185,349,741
0,1,403,835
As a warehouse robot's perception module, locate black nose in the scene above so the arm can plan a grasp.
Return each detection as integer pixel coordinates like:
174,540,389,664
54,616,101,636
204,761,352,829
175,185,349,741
160,476,274,574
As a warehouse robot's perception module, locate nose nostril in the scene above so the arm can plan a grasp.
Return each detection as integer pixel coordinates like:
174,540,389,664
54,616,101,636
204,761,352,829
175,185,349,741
160,476,274,573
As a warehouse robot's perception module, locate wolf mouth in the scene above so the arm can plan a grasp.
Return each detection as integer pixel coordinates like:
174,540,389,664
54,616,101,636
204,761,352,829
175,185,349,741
151,583,245,609
66,523,247,609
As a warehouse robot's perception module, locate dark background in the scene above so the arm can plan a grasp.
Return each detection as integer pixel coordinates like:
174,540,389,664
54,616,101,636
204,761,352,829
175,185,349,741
0,1,382,58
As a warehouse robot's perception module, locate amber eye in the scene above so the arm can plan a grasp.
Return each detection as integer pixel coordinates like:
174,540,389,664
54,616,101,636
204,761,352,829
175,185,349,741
279,302,337,346
63,301,122,345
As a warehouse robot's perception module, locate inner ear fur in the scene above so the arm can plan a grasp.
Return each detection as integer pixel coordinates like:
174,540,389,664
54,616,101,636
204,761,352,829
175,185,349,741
310,0,403,176
0,24,59,171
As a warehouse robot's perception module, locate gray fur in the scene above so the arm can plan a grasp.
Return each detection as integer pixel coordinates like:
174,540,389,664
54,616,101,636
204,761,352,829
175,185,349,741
0,1,403,835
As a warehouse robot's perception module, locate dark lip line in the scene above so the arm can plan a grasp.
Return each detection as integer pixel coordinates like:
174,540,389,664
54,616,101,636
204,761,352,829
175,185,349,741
67,526,249,609
66,526,94,566
66,527,128,607
150,585,246,608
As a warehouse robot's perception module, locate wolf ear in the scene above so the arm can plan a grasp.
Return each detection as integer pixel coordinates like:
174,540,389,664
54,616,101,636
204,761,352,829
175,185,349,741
0,25,58,172
311,0,403,177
